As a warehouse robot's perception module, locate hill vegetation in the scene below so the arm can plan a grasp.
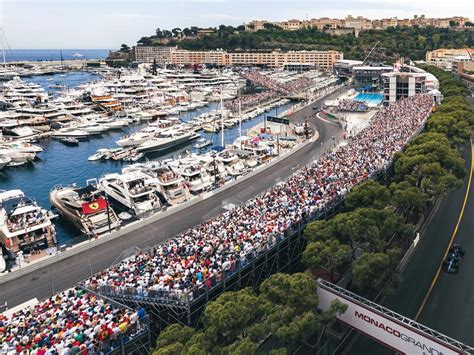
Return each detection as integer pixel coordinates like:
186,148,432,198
137,26,474,62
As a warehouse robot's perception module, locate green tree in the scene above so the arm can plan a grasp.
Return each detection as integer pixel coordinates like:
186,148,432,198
390,181,428,219
119,44,130,52
353,249,401,296
305,208,410,256
201,288,263,351
153,324,195,354
394,132,465,197
344,180,391,211
259,273,347,347
302,239,351,282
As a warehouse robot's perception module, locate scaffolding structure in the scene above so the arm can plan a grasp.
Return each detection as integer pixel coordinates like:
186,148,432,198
84,165,393,348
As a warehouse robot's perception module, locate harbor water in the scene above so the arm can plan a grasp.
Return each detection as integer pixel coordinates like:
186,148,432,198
0,72,293,246
4,49,111,62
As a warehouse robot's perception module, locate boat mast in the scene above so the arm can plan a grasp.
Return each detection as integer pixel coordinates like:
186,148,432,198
0,29,6,69
239,99,242,138
220,84,224,147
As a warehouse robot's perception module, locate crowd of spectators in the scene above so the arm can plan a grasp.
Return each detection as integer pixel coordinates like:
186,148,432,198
83,94,434,304
338,99,369,112
0,287,147,354
241,71,316,96
225,91,278,112
241,71,291,95
2,95,434,353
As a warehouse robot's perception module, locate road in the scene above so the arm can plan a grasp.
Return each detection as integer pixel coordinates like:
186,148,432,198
346,140,474,354
417,141,474,346
0,90,343,309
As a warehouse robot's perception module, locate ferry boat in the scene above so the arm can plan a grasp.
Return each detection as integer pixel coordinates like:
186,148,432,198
49,181,120,237
98,171,164,216
0,189,56,256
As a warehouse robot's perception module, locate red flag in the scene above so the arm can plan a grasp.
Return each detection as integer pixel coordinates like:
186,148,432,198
81,197,107,215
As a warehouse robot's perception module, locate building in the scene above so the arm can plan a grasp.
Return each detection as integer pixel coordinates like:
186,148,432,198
344,15,372,30
425,48,474,71
244,15,472,32
353,66,393,90
132,46,343,69
279,19,303,31
454,60,474,89
333,59,364,79
132,46,174,64
245,20,269,32
382,72,426,103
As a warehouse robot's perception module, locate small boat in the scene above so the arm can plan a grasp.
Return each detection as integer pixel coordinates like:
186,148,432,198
122,151,145,163
194,138,212,149
111,148,133,161
60,137,79,146
88,148,109,161
7,161,26,167
202,124,219,133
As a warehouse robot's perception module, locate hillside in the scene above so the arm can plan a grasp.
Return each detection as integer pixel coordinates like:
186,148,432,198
136,26,474,62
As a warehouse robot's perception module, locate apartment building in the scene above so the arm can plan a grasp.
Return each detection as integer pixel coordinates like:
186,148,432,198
132,46,174,63
426,48,474,71
244,15,471,32
132,46,343,69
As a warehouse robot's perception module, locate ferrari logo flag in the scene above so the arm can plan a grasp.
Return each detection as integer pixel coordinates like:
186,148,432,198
81,197,107,215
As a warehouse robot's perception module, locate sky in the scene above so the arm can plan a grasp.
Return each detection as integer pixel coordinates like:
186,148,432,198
0,0,473,49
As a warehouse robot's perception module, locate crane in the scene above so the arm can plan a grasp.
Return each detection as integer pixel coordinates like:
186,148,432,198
362,41,380,65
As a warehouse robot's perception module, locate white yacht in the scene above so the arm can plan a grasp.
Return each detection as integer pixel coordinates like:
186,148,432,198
116,126,158,147
98,171,163,216
52,127,90,139
49,181,121,237
137,130,199,153
194,138,212,149
0,148,36,163
0,156,12,170
171,157,212,194
0,189,56,256
124,161,189,205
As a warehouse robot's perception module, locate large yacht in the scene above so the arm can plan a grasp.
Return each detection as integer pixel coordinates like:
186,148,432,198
129,161,190,204
170,157,212,194
49,181,121,237
0,189,56,256
137,130,199,153
98,171,164,216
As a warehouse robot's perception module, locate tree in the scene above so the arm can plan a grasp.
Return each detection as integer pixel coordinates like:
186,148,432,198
153,324,195,354
172,28,182,37
119,44,130,52
305,208,410,257
352,249,401,296
303,239,351,282
394,132,465,197
344,180,391,211
155,28,164,38
201,288,263,351
431,33,441,45
390,181,428,219
259,273,347,347
137,36,152,45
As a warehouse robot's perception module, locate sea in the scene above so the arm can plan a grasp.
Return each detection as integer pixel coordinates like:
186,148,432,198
4,49,111,62
0,71,293,246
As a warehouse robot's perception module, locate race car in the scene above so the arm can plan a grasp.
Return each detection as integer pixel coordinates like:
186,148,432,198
442,244,465,273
